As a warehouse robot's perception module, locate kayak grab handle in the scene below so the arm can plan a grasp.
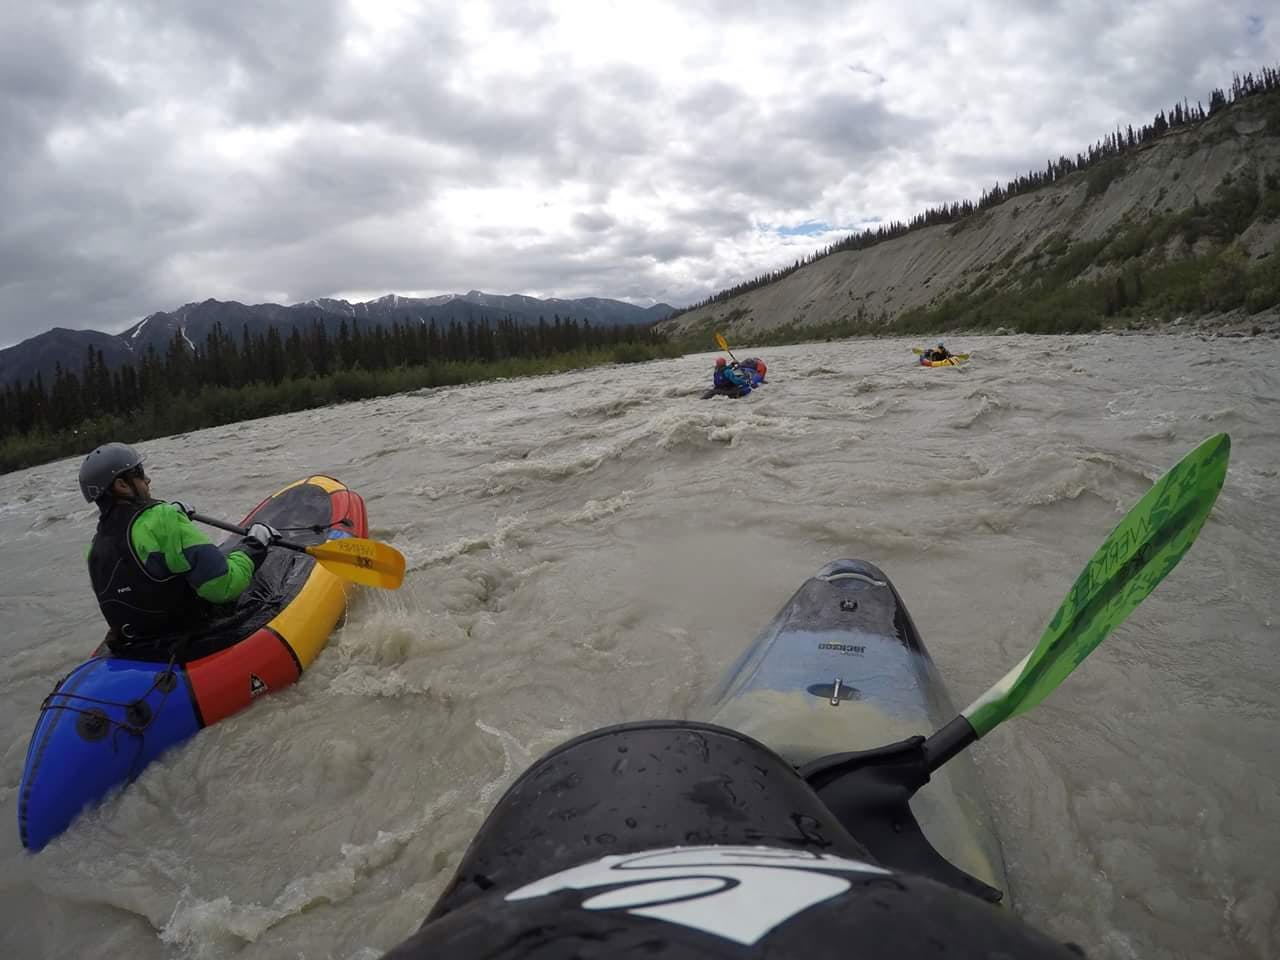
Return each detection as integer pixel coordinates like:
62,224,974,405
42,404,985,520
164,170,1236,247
817,572,887,586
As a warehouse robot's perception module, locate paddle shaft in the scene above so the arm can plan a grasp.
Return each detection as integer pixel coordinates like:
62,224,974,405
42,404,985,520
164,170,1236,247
715,333,740,365
923,716,978,772
190,511,311,554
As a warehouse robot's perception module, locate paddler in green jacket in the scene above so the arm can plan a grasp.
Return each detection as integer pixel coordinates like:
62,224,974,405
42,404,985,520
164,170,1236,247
78,442,277,654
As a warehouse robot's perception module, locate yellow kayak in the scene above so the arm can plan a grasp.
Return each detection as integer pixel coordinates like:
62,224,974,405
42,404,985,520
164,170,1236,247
913,347,968,367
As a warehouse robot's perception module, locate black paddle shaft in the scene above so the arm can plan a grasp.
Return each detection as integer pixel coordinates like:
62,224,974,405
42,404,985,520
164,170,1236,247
189,511,310,553
922,715,979,773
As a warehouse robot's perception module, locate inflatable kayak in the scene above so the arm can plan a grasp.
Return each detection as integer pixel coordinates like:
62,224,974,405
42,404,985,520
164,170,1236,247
18,475,367,851
700,385,751,399
698,559,1006,894
913,347,969,367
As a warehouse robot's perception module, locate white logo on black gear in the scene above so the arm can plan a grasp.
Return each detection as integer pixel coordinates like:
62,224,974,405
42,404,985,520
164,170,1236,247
249,674,267,696
505,844,889,945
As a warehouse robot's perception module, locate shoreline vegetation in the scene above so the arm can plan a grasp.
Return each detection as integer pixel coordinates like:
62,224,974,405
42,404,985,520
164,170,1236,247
7,316,1269,477
666,80,1280,351
670,189,1280,349
666,66,1280,325
0,320,681,475
677,310,1278,360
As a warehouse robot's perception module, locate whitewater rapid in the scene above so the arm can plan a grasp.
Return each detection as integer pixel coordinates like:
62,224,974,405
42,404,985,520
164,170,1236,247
0,333,1276,959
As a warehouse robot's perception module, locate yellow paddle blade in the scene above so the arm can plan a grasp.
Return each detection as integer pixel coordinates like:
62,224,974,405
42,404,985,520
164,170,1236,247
715,332,730,351
912,347,924,354
305,537,406,589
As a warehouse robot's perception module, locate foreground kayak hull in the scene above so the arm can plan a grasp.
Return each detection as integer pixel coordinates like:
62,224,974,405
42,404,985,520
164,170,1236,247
699,559,1007,893
388,719,1085,958
18,476,367,851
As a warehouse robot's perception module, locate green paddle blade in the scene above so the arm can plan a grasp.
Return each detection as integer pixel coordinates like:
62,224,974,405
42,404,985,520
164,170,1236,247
963,432,1231,738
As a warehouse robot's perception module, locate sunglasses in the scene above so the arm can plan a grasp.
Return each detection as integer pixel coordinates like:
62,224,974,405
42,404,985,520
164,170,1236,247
120,465,149,483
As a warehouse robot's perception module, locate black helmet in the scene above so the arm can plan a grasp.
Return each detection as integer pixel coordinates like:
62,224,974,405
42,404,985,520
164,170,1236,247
79,443,144,503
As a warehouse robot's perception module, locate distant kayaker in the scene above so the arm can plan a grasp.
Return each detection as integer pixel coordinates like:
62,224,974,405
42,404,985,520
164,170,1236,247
708,356,752,397
921,342,953,363
78,442,278,654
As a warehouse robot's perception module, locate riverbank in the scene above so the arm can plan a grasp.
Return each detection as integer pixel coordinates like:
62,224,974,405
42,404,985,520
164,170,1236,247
0,342,682,475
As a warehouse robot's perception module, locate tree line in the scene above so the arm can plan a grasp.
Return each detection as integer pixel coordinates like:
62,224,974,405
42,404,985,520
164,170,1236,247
669,63,1280,319
1,313,663,444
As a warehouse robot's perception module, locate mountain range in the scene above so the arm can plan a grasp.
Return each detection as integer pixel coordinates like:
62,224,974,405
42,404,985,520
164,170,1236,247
0,291,675,388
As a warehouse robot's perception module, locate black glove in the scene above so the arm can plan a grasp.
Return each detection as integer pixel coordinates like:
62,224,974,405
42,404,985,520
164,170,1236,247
170,500,196,519
238,522,279,570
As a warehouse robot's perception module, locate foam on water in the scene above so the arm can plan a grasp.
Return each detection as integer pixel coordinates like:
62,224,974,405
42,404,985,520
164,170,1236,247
1,334,1277,960
159,791,459,953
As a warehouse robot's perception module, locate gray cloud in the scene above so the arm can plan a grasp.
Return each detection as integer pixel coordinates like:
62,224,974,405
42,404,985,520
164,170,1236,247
1,0,1277,347
573,211,618,233
776,92,906,154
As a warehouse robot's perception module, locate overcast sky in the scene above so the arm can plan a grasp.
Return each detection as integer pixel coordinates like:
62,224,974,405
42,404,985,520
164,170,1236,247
2,0,1277,347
